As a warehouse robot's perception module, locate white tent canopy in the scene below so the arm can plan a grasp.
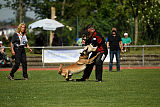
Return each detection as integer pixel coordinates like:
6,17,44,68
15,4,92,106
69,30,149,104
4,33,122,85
28,19,64,31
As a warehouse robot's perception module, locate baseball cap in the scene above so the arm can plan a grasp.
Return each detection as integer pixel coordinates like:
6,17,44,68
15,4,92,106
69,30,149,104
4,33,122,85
0,41,2,44
124,33,128,36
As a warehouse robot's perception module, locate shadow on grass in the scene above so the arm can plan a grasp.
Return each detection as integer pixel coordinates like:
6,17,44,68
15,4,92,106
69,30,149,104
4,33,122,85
14,78,25,80
59,79,100,82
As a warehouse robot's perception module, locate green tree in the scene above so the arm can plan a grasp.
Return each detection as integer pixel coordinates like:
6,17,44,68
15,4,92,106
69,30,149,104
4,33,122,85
3,0,159,45
139,0,160,44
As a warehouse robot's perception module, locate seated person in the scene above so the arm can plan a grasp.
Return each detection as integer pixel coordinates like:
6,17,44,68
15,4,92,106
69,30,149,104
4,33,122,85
0,30,9,45
82,34,87,46
52,34,62,46
76,34,87,46
121,33,132,52
0,30,8,41
0,41,6,63
0,41,12,67
76,38,82,46
34,34,45,54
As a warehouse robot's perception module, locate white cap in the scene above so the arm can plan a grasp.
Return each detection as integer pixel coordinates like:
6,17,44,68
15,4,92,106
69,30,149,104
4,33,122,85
0,41,2,44
124,33,128,36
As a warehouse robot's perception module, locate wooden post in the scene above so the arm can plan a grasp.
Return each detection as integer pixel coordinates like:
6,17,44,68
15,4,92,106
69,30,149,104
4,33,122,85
50,7,55,46
61,0,66,16
19,0,23,23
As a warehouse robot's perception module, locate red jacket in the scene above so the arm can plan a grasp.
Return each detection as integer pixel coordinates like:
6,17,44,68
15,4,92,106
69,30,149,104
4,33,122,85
90,31,107,53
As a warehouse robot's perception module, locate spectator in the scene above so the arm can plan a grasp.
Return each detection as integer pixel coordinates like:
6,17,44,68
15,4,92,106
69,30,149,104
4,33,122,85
0,41,12,67
107,27,124,72
106,37,108,43
0,41,5,61
121,33,132,52
52,34,62,46
34,34,44,54
82,34,87,46
76,38,82,46
0,41,4,53
8,23,32,80
76,34,87,46
0,30,9,45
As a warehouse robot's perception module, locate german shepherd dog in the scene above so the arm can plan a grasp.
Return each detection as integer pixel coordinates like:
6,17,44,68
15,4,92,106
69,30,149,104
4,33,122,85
58,45,98,81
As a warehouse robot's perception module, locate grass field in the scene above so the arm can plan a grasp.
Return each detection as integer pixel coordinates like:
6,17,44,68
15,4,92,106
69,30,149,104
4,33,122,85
0,69,160,107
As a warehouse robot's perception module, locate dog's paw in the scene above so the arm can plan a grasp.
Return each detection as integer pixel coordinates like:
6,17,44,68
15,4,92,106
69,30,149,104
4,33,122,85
65,78,69,81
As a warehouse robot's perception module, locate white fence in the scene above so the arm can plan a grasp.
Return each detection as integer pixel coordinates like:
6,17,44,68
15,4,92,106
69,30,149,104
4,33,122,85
1,45,160,67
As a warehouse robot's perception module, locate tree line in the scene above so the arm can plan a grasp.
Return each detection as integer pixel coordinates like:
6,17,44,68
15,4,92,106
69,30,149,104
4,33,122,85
1,0,160,45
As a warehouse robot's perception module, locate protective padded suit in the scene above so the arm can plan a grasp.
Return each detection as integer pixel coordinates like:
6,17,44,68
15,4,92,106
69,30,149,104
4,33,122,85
80,31,108,81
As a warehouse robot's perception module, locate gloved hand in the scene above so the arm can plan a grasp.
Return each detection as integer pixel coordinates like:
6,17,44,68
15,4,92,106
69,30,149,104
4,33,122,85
11,55,15,59
91,37,97,47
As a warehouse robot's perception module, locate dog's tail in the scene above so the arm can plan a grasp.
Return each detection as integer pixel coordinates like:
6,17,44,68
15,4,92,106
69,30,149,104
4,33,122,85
58,64,63,74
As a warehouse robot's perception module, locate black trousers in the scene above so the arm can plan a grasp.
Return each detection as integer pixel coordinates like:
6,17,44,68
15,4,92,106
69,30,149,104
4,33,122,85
82,52,107,81
10,47,28,78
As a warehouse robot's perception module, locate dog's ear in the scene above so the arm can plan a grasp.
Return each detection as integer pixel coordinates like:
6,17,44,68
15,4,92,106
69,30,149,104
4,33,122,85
86,48,89,55
80,52,84,56
80,50,86,56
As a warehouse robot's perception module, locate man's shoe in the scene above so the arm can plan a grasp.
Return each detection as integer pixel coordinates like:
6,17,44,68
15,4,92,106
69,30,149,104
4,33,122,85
76,78,86,81
23,78,28,80
96,80,102,82
8,75,14,80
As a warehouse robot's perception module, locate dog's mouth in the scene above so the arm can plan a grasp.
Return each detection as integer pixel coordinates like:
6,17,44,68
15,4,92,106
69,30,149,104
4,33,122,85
80,55,88,59
80,51,85,56
80,50,89,56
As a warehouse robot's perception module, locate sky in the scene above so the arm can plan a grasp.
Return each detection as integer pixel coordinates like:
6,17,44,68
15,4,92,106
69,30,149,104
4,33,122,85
0,0,35,22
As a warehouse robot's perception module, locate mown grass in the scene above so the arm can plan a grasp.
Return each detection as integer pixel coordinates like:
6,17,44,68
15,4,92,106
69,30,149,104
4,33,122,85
0,69,160,107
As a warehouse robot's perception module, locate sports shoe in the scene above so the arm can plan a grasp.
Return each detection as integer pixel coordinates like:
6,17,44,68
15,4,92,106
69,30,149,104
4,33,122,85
23,78,28,80
8,75,14,80
96,80,102,82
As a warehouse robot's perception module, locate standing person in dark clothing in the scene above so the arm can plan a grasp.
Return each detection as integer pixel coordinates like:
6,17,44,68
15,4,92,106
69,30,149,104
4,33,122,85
107,27,124,72
76,24,108,82
8,23,32,80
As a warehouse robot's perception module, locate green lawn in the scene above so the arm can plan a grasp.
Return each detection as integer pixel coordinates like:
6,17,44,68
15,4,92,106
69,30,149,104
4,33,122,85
0,69,160,107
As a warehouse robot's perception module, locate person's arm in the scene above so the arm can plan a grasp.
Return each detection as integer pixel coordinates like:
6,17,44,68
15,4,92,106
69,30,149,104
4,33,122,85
11,42,15,55
4,34,8,41
120,41,124,53
107,41,110,49
107,36,110,49
27,43,32,52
